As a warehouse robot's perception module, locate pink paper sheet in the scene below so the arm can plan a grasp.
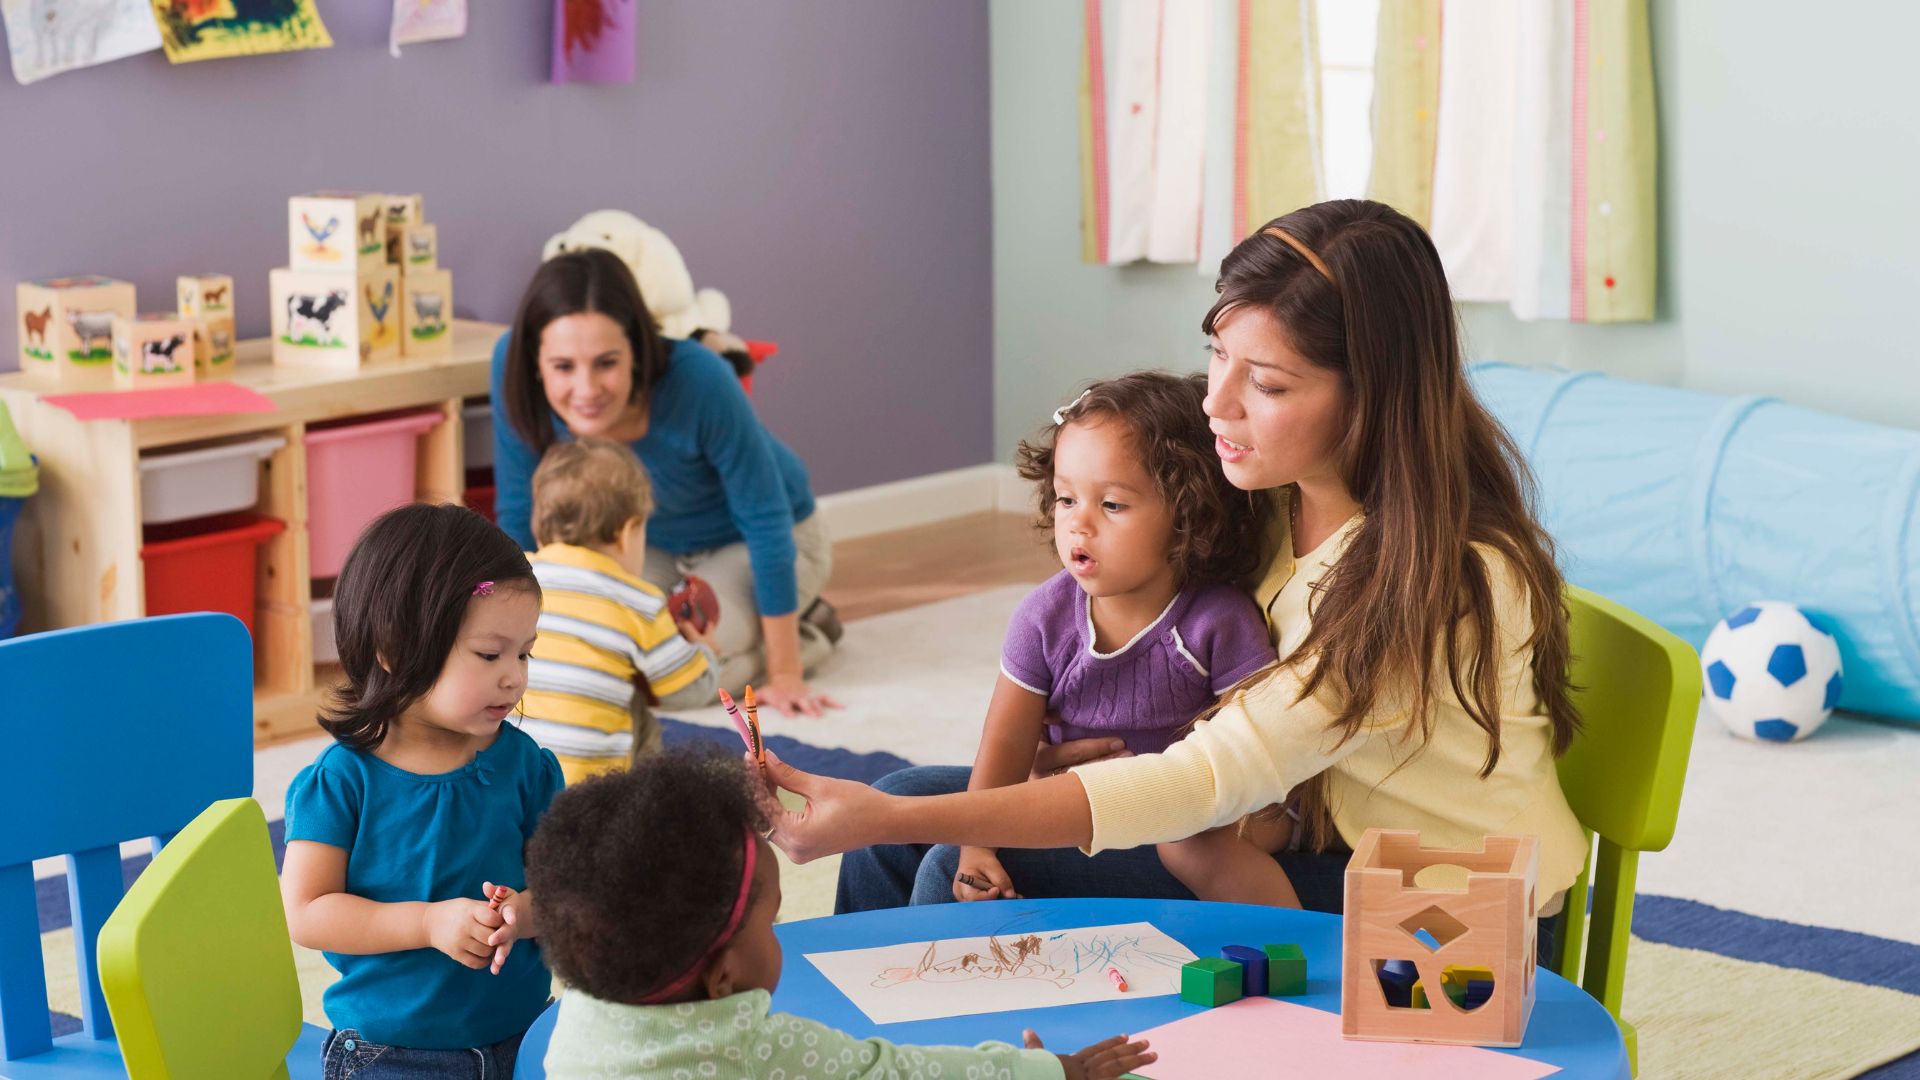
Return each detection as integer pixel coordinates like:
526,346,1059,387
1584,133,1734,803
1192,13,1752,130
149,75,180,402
43,383,278,421
1128,997,1559,1080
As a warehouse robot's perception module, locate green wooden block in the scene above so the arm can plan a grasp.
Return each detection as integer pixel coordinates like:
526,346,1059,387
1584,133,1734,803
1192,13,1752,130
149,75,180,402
1263,943,1307,996
1180,957,1244,1007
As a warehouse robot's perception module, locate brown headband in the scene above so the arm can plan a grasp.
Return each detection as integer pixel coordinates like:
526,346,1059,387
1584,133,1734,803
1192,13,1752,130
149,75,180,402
1262,226,1335,287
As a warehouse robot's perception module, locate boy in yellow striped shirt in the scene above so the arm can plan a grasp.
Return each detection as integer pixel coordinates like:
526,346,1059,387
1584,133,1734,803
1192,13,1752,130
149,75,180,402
521,438,718,784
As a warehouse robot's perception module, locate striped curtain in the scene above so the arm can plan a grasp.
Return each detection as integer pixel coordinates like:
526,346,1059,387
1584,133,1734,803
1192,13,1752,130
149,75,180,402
1370,0,1659,322
1079,0,1324,268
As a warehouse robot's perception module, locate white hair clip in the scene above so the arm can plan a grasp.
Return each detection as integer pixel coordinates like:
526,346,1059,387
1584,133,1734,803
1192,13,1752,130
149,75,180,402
1052,389,1092,426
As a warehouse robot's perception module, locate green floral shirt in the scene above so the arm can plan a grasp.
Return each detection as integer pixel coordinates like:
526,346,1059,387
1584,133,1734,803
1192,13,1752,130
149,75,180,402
544,989,1063,1080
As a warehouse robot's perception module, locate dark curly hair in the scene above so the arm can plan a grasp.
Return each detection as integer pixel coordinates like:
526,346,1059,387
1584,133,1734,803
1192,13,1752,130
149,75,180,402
321,502,539,751
1015,370,1269,587
528,744,770,1004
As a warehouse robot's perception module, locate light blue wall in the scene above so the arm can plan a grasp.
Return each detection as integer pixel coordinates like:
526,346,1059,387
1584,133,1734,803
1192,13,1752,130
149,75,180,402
991,0,1920,461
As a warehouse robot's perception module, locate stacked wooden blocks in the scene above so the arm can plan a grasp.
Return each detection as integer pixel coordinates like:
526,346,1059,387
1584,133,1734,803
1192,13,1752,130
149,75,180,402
178,273,236,380
383,192,453,361
272,191,404,369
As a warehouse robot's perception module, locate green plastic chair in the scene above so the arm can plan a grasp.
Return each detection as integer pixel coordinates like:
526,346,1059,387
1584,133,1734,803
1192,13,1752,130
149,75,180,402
96,798,310,1080
1553,586,1701,1075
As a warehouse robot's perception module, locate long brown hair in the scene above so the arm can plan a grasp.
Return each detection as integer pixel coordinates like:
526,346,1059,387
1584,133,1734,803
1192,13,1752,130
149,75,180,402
1203,200,1577,847
501,248,672,455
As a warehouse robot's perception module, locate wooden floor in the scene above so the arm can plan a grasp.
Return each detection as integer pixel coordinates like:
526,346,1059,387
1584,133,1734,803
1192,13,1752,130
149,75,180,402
824,511,1058,622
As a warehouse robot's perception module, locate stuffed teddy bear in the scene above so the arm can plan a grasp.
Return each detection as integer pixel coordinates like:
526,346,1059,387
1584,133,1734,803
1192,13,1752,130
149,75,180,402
542,210,754,378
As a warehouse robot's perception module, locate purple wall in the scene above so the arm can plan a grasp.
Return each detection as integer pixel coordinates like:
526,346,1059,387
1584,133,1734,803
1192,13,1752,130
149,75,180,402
0,2,992,495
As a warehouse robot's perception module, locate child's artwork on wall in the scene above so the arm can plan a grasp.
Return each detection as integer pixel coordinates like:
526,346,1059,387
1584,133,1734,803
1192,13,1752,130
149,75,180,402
150,0,330,63
2,0,161,85
389,0,464,58
551,0,633,84
803,922,1196,1025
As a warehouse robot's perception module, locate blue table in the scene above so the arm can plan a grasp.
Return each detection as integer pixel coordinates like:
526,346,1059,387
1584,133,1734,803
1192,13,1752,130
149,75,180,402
517,898,1628,1078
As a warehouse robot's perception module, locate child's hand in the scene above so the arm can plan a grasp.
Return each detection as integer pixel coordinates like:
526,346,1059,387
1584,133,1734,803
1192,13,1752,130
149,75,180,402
674,616,717,653
953,847,1020,902
423,898,504,970
482,882,536,974
1023,1030,1154,1080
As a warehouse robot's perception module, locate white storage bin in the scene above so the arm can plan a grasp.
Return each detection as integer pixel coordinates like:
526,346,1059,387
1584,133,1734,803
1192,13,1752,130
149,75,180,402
462,401,494,472
311,595,338,664
139,435,287,525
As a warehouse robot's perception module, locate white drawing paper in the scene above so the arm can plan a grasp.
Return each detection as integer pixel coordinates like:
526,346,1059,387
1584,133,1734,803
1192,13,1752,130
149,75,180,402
804,921,1198,1026
389,0,465,58
3,0,160,85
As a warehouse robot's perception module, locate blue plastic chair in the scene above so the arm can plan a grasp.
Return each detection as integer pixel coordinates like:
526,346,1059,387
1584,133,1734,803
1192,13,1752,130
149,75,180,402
0,613,321,1078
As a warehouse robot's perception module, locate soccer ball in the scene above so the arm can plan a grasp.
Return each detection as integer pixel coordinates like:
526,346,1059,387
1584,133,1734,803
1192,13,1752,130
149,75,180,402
1700,602,1844,743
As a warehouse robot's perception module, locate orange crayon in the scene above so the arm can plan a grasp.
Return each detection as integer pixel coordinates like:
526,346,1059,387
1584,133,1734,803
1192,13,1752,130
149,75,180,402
743,684,764,767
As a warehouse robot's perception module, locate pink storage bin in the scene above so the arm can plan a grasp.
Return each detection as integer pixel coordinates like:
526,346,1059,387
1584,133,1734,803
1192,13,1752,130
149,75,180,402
304,409,443,578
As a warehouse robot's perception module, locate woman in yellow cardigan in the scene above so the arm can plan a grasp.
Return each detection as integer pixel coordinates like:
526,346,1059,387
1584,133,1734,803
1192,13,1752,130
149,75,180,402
770,200,1588,936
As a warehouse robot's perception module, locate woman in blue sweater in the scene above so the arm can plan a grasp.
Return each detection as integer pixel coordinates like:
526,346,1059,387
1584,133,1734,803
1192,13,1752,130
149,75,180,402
492,249,840,717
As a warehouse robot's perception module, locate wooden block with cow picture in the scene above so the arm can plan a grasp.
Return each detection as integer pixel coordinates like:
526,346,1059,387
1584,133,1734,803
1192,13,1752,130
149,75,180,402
112,314,196,389
176,273,235,320
192,314,237,379
401,268,453,359
397,223,437,273
271,267,368,370
361,265,401,363
16,276,137,387
289,191,388,276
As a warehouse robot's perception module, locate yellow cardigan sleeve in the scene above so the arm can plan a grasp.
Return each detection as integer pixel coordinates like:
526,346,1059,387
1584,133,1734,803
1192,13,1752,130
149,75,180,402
1071,663,1367,854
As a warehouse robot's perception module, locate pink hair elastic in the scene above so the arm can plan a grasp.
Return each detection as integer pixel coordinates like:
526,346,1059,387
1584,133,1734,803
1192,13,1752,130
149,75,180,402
472,581,495,597
637,824,759,1004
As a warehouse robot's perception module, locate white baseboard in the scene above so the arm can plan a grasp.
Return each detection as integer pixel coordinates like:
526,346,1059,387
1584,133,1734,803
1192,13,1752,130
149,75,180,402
816,463,1028,541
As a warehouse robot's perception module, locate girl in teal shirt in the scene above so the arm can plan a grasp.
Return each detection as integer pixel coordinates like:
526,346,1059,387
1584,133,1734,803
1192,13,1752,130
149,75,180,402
283,503,565,1077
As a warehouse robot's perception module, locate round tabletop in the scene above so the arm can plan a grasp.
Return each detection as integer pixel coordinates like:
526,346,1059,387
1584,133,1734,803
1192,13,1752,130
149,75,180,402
518,897,1628,1079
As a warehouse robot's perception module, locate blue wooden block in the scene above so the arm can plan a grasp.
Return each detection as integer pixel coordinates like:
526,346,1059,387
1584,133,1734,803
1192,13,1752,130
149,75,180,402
1221,944,1268,996
1377,959,1418,1008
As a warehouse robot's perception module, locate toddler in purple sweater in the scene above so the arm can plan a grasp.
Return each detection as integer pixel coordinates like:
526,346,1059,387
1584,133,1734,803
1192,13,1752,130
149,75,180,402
956,372,1300,908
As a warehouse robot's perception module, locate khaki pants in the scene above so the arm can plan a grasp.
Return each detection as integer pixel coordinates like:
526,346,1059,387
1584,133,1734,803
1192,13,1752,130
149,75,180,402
640,512,834,695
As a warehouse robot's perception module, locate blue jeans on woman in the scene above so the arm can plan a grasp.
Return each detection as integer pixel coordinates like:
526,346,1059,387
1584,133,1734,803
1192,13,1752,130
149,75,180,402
833,765,1559,963
323,1028,523,1080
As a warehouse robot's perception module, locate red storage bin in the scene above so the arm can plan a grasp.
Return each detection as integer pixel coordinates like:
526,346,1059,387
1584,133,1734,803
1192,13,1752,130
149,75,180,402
463,483,496,523
141,512,285,635
304,409,443,579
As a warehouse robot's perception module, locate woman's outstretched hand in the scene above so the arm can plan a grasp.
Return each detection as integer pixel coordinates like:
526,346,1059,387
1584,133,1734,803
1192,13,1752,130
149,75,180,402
752,748,884,864
757,672,844,719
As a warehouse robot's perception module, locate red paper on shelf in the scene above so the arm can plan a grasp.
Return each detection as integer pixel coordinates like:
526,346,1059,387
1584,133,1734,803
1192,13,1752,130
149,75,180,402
43,383,278,421
1127,997,1559,1080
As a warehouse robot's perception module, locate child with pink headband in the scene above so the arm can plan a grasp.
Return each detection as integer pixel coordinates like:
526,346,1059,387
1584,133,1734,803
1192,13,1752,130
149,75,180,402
530,745,1155,1079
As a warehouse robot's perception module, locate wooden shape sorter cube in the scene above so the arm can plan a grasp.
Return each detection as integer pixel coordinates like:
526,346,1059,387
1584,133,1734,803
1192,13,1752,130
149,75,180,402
112,314,196,388
192,315,237,379
289,191,388,275
176,273,235,320
16,275,136,386
401,268,452,359
398,223,438,272
1340,829,1539,1048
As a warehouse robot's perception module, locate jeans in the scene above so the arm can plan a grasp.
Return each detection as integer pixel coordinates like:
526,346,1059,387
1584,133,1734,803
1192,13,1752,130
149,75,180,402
833,765,1560,963
323,1029,523,1080
833,766,1352,913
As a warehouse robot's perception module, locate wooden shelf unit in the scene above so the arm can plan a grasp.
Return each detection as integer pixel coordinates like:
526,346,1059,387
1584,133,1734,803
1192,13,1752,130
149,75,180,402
0,319,505,746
